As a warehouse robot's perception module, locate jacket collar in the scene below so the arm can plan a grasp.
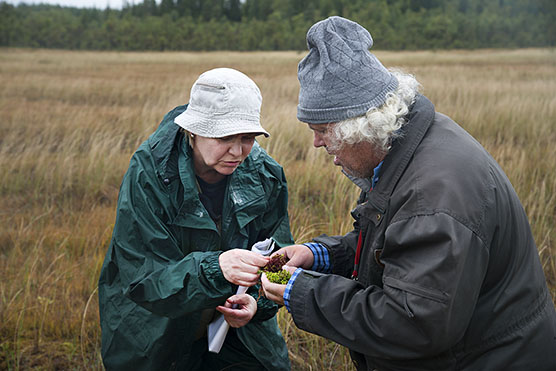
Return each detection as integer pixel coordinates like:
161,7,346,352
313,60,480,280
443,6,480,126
364,94,436,213
148,105,187,181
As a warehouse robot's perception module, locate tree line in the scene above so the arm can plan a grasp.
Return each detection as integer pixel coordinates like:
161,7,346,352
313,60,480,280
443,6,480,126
0,0,554,51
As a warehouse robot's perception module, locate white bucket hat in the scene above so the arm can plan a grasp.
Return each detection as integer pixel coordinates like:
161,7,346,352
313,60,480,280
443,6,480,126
174,68,269,138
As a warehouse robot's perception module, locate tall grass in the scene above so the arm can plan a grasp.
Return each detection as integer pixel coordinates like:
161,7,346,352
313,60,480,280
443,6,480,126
0,48,554,370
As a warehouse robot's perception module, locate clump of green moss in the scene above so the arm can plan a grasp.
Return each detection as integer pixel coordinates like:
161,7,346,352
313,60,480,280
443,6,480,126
264,269,292,284
260,254,291,284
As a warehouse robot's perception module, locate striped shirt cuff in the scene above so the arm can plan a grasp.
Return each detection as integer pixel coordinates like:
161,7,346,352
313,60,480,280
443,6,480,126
304,242,331,273
283,267,303,313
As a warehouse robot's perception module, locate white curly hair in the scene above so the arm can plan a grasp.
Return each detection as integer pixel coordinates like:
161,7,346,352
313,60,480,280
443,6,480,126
329,70,422,154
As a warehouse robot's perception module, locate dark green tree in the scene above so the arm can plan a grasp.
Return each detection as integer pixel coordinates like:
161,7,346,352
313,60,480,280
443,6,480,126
224,0,241,21
159,0,176,15
0,0,554,50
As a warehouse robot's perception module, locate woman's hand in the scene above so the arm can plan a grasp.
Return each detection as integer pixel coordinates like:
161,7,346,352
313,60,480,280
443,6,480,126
219,249,269,287
215,293,257,328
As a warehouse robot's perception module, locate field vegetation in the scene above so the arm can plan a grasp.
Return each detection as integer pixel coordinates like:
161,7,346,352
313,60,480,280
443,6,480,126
0,48,554,370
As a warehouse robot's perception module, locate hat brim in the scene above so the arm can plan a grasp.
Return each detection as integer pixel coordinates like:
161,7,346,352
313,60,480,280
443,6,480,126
174,109,269,138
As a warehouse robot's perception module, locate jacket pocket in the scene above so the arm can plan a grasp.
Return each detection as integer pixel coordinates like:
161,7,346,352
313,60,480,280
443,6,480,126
384,276,448,319
383,276,448,304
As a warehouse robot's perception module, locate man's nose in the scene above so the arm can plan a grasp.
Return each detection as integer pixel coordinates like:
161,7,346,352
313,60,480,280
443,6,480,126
313,133,325,148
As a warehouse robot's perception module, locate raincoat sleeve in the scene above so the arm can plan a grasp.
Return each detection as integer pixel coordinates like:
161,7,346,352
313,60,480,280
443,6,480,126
250,165,294,322
110,148,234,319
260,166,294,248
245,285,276,322
289,212,488,359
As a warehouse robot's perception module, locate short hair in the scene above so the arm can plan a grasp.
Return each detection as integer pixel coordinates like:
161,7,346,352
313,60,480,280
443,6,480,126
329,71,421,154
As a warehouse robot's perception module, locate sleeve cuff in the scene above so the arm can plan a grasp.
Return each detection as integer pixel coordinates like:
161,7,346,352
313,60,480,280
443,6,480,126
303,242,331,273
283,267,303,313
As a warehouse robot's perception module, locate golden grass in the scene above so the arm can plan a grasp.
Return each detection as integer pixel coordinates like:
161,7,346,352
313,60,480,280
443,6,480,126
0,47,554,370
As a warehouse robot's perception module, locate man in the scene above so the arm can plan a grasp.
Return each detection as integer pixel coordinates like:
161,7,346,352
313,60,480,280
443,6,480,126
261,16,556,370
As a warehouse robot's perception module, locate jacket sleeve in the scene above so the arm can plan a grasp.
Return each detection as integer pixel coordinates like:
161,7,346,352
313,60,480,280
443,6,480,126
109,150,234,319
289,212,488,359
312,190,365,277
259,166,294,248
250,165,295,322
246,284,276,322
313,229,358,278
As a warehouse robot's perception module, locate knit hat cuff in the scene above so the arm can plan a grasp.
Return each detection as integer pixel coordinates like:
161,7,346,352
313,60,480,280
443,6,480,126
297,77,398,124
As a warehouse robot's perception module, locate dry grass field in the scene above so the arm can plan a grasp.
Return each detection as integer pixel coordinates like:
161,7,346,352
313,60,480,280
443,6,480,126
0,48,555,370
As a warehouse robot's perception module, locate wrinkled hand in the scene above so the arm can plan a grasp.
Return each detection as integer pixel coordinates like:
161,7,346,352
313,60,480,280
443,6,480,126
219,249,270,287
272,244,314,270
215,294,257,328
260,265,297,306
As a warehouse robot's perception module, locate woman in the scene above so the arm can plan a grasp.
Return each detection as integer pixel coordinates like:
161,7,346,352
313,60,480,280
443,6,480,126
98,68,293,370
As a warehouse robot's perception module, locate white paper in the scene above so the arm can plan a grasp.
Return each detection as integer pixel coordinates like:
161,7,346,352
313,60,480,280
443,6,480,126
207,238,275,353
250,238,275,257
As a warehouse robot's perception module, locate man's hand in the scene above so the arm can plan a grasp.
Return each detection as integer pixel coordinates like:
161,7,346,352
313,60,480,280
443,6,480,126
260,264,297,306
215,293,257,328
260,272,286,306
272,244,314,269
219,249,269,287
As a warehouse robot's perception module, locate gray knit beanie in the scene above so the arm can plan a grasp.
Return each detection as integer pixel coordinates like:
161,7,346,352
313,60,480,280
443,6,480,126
297,16,398,124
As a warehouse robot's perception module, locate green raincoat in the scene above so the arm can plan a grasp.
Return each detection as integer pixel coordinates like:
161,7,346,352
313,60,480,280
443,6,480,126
98,105,293,370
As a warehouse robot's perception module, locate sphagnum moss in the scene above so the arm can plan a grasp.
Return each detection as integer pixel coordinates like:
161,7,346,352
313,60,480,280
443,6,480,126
260,254,292,284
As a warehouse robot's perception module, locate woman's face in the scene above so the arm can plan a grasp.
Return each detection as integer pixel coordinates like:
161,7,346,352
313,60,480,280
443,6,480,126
191,133,257,183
